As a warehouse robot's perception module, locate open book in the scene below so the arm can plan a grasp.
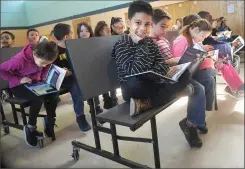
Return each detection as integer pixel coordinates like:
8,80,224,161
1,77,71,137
217,31,232,39
125,62,191,84
231,36,244,54
192,43,219,61
25,65,66,96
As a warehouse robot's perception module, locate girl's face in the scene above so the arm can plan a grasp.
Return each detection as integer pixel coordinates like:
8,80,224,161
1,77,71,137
28,31,40,45
33,52,53,68
79,25,90,38
112,21,125,35
190,27,211,43
176,20,182,28
100,25,111,36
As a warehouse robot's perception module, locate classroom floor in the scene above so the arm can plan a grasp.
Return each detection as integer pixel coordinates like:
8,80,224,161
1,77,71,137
1,64,244,168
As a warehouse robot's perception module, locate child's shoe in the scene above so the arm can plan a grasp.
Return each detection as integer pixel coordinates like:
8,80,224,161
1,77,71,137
130,98,152,117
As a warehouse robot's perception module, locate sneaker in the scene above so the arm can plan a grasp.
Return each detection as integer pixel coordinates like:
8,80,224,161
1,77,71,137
130,98,152,117
225,86,244,99
42,117,56,141
197,122,208,134
179,118,202,148
76,115,91,132
23,125,42,147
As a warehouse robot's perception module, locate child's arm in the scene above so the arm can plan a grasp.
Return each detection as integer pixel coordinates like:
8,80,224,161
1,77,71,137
0,57,24,85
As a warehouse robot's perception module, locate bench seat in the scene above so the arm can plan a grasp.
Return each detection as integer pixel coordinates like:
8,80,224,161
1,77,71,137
96,97,179,131
5,97,30,107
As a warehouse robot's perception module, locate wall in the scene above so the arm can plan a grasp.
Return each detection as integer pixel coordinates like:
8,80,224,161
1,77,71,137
1,1,27,27
2,0,244,47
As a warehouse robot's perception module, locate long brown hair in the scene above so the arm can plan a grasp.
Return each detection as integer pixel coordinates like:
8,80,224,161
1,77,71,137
77,22,94,38
94,21,108,37
180,18,212,46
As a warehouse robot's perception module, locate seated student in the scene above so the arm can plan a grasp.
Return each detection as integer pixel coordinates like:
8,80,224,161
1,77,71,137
0,31,15,48
172,18,217,113
76,22,103,114
94,21,118,109
0,42,59,147
171,18,183,32
112,0,206,148
110,17,125,35
26,28,40,47
151,7,208,131
217,17,231,32
53,23,91,132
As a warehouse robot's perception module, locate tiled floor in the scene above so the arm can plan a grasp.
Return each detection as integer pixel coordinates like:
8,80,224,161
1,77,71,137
1,64,244,168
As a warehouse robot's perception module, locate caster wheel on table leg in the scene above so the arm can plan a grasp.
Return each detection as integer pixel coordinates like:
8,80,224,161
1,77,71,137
3,125,10,135
72,148,80,161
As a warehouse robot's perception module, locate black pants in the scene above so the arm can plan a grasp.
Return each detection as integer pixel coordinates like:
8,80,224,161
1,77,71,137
10,85,58,126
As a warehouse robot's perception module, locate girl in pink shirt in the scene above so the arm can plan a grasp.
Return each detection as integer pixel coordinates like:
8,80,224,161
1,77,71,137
172,19,216,112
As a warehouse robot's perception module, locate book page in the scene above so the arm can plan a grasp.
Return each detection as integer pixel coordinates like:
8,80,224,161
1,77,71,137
169,62,191,81
46,65,66,90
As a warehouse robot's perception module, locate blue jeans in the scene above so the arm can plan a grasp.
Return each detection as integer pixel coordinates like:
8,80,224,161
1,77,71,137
121,71,206,127
193,69,216,111
62,76,84,116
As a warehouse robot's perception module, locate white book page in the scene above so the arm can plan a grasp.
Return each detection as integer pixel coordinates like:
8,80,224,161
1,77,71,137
53,65,66,90
171,62,191,81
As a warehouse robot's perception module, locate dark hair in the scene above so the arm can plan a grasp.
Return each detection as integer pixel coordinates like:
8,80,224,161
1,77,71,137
183,14,201,26
110,17,123,34
0,31,15,40
53,23,71,41
33,41,58,61
176,18,183,28
198,11,212,22
94,21,108,37
128,0,153,20
77,22,94,38
152,8,171,24
181,19,212,46
27,28,39,37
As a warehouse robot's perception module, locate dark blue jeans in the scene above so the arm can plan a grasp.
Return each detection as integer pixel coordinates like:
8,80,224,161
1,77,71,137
62,76,84,116
193,69,216,111
121,71,206,127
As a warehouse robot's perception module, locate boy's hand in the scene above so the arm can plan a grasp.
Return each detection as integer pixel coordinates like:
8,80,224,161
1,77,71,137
64,67,72,76
130,32,143,44
203,45,214,51
166,66,179,78
20,77,32,84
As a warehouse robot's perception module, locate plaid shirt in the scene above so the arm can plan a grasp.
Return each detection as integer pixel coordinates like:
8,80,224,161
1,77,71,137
152,37,173,60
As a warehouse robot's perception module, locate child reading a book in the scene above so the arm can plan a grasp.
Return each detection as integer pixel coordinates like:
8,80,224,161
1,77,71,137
53,23,91,132
112,0,206,148
0,42,59,147
151,7,209,135
76,22,103,114
172,19,216,113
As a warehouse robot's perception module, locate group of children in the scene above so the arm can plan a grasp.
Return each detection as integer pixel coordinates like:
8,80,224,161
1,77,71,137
0,0,243,149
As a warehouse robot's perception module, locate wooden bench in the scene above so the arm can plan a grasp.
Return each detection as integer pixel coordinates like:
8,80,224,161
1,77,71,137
65,36,195,168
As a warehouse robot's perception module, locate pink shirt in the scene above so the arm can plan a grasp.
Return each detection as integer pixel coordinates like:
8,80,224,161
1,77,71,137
172,35,214,70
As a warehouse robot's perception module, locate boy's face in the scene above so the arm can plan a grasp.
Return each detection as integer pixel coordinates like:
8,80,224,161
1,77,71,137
28,31,40,45
127,12,152,39
64,28,74,40
190,27,211,43
1,33,14,48
152,18,171,38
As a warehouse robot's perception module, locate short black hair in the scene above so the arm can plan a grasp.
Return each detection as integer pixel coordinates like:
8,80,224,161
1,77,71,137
33,41,58,61
27,28,39,37
0,31,15,40
153,8,171,24
53,23,71,41
128,0,153,20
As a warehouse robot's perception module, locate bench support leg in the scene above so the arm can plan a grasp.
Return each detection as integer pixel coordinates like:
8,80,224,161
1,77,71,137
11,104,19,125
214,77,218,111
88,98,101,150
150,116,161,168
20,106,27,125
110,123,120,156
1,102,6,122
